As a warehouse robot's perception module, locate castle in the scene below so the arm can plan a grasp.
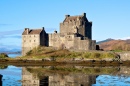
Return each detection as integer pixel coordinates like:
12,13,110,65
22,13,96,56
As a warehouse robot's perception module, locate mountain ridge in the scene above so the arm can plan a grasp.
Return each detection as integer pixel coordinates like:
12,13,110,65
98,39,130,51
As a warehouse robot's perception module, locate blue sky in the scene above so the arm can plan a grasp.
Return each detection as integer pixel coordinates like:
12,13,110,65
0,0,130,50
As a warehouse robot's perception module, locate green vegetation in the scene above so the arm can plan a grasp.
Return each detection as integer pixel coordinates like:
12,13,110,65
23,46,116,60
111,49,123,52
0,53,8,58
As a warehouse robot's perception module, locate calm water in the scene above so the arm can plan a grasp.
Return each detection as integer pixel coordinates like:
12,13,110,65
0,66,22,86
8,54,21,58
0,65,130,86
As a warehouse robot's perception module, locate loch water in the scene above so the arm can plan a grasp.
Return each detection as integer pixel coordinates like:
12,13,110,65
8,54,21,58
0,65,130,86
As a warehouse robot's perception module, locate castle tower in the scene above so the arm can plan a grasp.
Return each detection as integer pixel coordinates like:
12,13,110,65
60,13,92,39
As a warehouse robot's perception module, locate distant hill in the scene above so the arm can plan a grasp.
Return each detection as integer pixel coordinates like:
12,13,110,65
96,38,114,44
98,39,130,51
0,45,21,54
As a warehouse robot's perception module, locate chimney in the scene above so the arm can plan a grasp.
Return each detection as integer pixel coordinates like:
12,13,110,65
54,30,57,33
25,28,29,34
42,27,44,29
65,15,70,18
82,13,86,17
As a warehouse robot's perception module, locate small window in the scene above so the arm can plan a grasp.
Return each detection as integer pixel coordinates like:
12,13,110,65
30,40,31,42
34,40,35,42
24,40,26,42
34,35,35,37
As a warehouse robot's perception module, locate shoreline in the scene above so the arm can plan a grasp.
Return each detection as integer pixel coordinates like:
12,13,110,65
0,58,130,66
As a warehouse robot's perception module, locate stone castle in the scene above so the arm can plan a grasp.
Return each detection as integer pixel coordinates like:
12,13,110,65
22,13,96,56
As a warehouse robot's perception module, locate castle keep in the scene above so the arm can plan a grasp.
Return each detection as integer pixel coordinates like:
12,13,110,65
22,13,96,56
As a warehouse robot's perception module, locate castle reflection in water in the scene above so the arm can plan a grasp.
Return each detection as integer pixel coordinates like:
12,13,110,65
22,67,97,86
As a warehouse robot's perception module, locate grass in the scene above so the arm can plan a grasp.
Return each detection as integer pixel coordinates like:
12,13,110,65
23,46,117,60
0,53,8,58
111,49,123,52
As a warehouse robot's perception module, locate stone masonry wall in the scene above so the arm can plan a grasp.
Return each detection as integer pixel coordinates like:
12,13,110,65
22,34,40,56
49,33,74,49
85,22,92,39
49,32,95,51
22,29,47,56
60,20,84,34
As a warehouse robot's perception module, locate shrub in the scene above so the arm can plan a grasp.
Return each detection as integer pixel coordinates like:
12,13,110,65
0,65,8,69
93,52,101,58
83,52,91,58
26,50,32,56
0,53,8,58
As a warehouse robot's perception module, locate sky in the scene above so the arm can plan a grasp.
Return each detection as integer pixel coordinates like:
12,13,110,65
0,0,130,51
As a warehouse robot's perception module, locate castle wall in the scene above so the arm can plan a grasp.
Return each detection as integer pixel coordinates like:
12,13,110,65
49,33,95,51
22,28,47,56
60,33,75,49
85,22,92,39
22,34,40,56
40,29,48,46
60,21,85,35
49,33,75,49
91,40,96,50
49,33,61,48
73,37,90,51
